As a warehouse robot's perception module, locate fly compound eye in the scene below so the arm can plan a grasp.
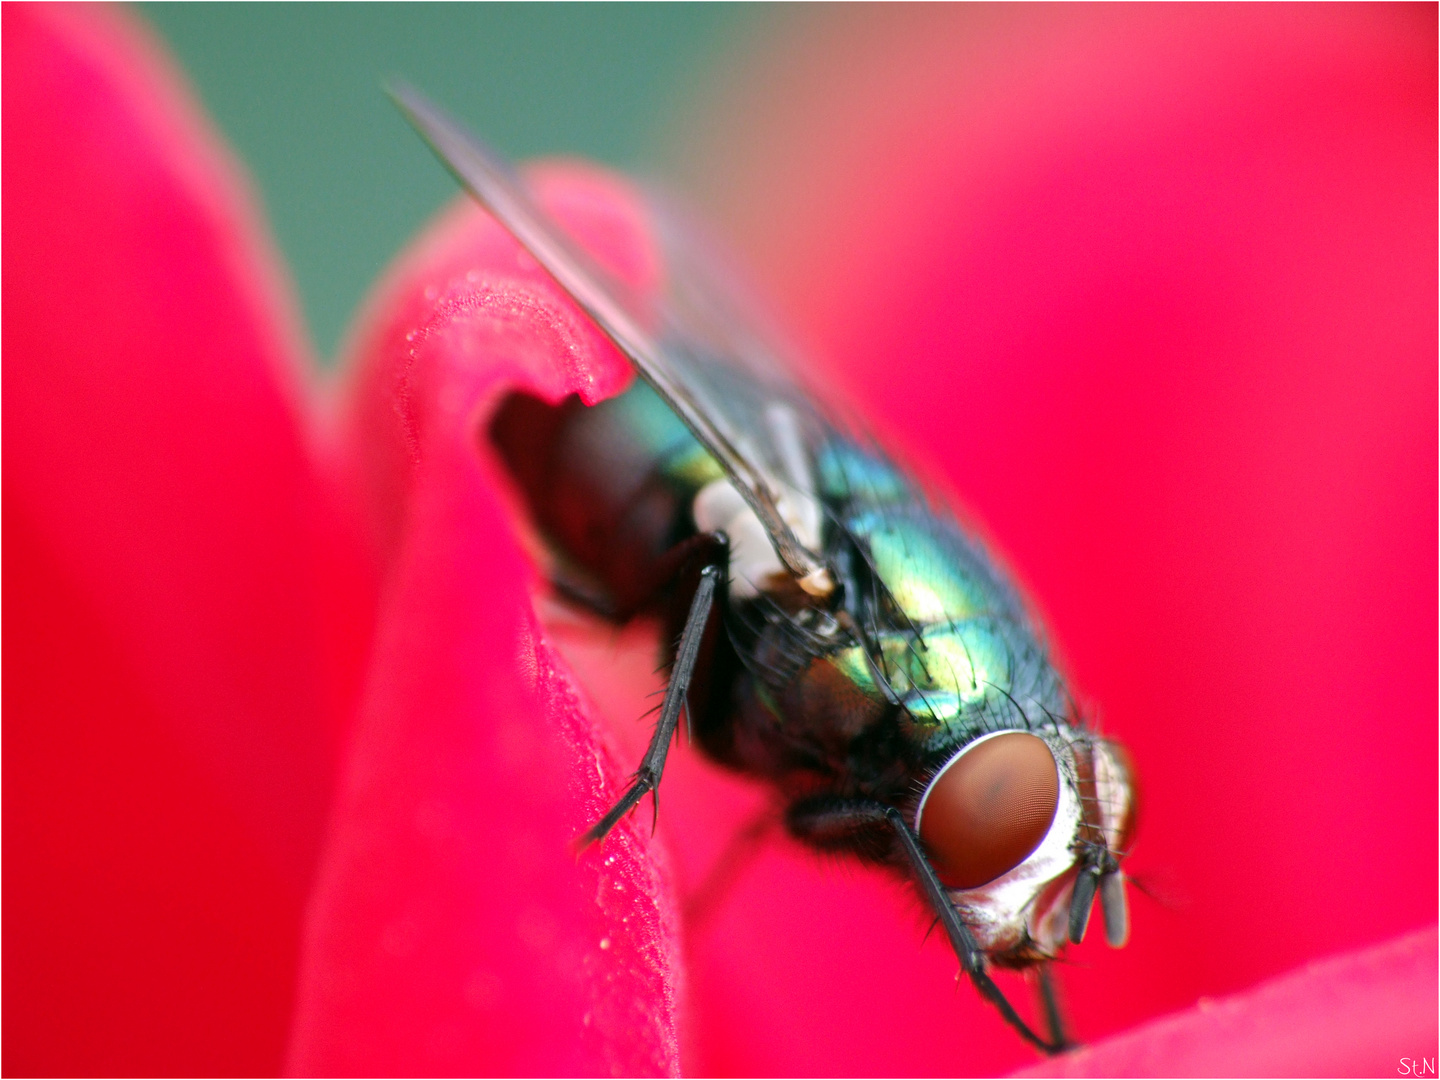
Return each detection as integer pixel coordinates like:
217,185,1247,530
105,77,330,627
916,732,1060,890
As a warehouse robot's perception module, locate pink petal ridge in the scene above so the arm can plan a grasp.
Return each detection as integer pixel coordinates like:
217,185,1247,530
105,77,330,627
286,171,684,1077
1017,926,1439,1078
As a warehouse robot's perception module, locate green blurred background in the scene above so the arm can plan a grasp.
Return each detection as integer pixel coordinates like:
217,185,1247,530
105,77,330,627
141,3,766,361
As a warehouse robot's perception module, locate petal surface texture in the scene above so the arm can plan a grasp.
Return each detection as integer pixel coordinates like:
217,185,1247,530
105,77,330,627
3,5,368,1074
1016,926,1438,1078
285,176,685,1076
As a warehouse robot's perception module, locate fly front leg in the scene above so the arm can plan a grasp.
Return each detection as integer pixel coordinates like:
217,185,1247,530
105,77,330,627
884,803,1071,1055
787,796,1070,1056
579,532,728,846
1036,963,1068,1050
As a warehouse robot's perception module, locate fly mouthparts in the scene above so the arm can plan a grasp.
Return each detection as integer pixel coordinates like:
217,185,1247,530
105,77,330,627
1100,870,1130,948
1068,864,1130,948
1068,866,1099,944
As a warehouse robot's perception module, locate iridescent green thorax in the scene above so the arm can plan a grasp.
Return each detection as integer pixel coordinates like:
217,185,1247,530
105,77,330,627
829,505,1065,754
603,381,1069,759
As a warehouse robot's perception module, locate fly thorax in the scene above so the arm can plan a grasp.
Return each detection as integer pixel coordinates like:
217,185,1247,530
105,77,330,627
693,477,822,600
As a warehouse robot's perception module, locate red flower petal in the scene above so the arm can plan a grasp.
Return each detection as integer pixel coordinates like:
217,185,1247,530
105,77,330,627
286,175,684,1076
1016,926,1438,1078
3,5,368,1074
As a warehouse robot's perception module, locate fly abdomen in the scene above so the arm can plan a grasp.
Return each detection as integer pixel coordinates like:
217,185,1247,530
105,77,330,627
489,383,721,615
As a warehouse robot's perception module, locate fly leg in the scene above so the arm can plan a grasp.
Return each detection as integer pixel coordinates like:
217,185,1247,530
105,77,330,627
787,797,1070,1056
1037,964,1068,1049
579,534,728,846
885,804,1072,1055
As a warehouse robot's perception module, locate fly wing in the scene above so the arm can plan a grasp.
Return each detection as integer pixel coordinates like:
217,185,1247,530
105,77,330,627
390,83,831,589
639,191,865,570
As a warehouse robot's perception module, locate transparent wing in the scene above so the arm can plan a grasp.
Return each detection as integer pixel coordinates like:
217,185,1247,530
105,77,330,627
390,83,831,588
